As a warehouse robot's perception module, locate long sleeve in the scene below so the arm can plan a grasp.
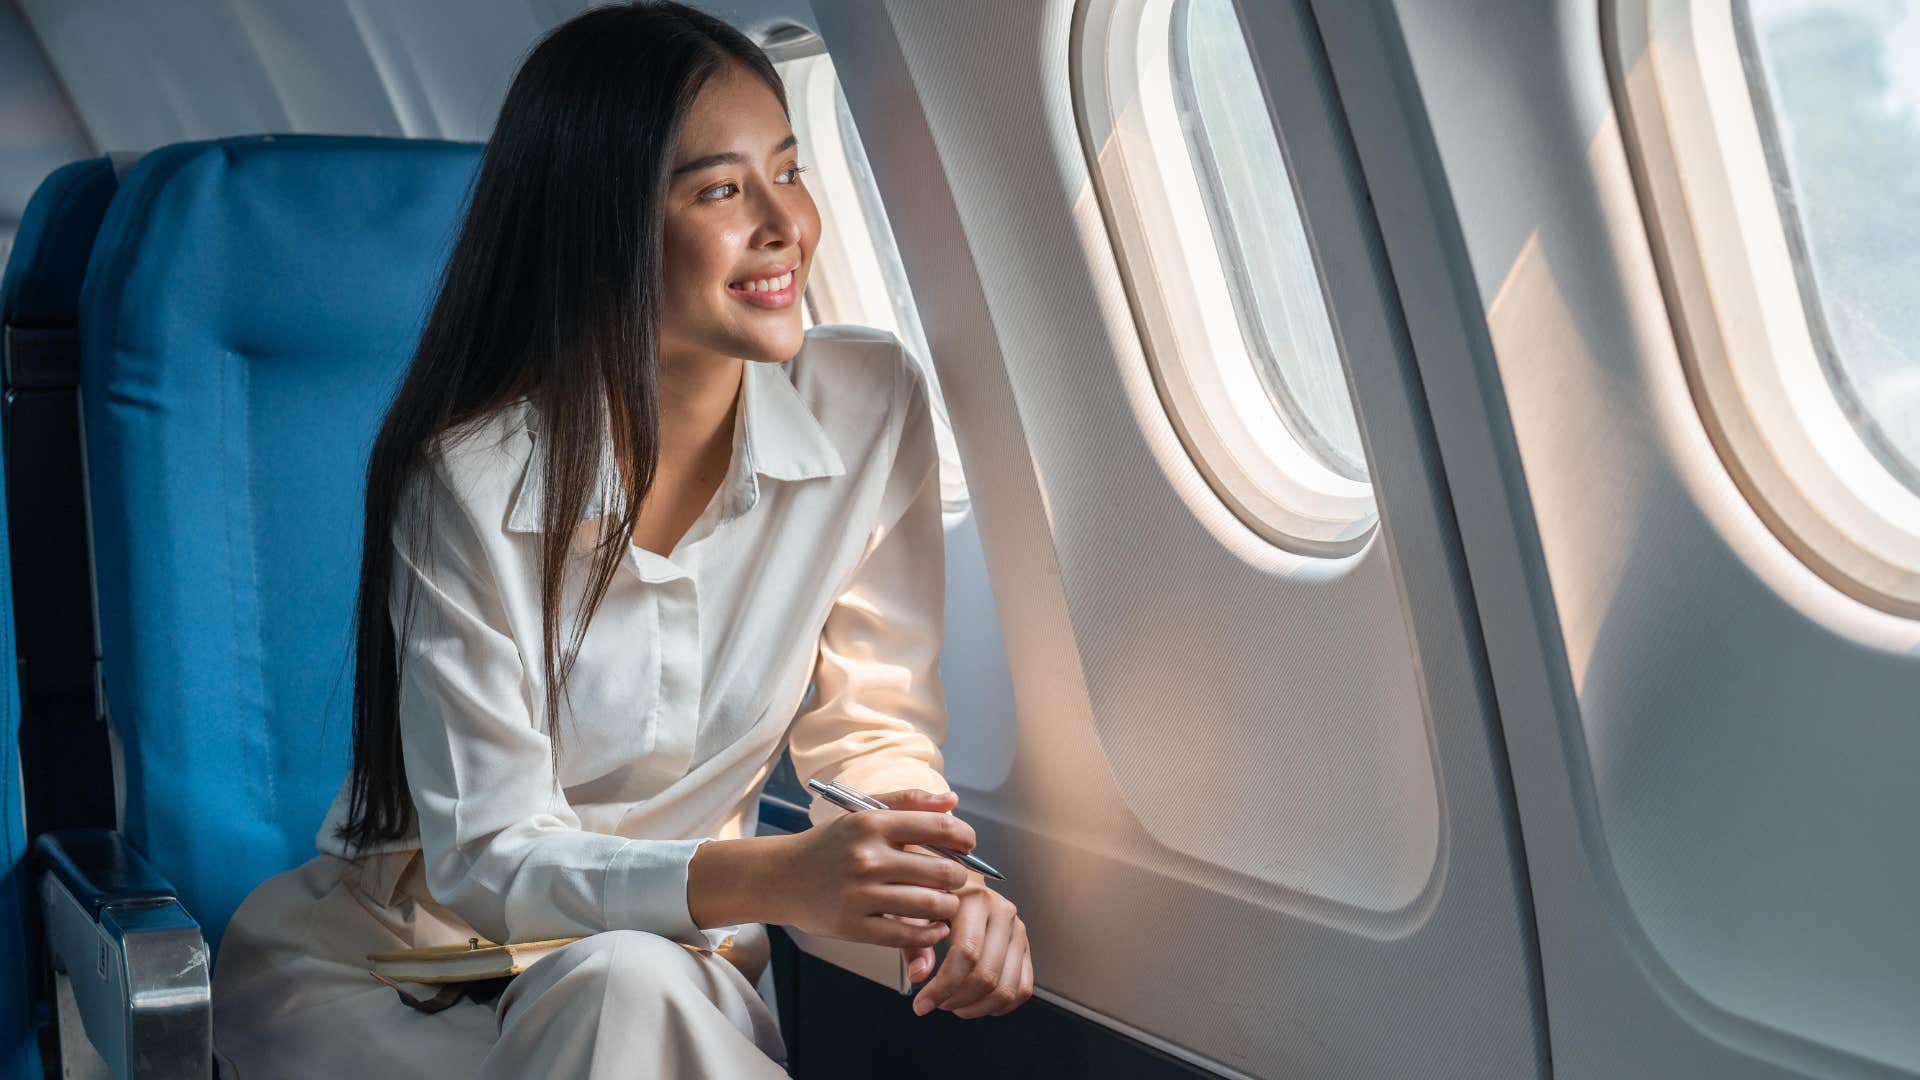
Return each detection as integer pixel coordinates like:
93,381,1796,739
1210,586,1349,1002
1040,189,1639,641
787,358,952,830
391,462,736,950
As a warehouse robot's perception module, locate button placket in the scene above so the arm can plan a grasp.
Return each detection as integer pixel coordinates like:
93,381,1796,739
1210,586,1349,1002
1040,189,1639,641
622,545,702,784
650,572,701,781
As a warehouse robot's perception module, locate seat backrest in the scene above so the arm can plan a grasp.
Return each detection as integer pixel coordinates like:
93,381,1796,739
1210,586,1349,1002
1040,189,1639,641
78,135,481,955
2,157,120,847
2,157,120,1078
1,156,117,337
0,359,41,1080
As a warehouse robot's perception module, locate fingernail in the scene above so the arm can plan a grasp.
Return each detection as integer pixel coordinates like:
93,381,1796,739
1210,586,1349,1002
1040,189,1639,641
913,997,931,1016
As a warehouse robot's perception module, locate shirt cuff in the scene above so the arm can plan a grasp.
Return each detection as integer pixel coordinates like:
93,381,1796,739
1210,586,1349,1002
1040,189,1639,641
604,836,742,951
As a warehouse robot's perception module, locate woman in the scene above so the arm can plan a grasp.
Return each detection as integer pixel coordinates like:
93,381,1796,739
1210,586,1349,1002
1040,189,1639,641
208,3,1031,1075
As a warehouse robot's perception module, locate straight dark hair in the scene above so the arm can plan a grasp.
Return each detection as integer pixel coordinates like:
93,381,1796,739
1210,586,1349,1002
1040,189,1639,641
336,2,786,851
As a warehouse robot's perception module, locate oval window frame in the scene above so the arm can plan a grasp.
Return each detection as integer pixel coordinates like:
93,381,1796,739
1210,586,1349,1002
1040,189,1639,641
1612,0,1920,618
1073,0,1377,558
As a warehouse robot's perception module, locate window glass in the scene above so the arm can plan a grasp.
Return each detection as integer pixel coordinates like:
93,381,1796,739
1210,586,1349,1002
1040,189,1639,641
779,52,969,512
831,82,936,381
1736,0,1920,493
1172,0,1366,481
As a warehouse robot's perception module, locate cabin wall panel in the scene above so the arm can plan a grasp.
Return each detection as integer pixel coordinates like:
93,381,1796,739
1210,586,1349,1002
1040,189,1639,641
11,0,820,149
813,0,1545,1074
1347,0,1920,1073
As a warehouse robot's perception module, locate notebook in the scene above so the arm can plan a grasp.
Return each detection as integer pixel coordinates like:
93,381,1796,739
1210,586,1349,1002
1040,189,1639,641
367,937,582,984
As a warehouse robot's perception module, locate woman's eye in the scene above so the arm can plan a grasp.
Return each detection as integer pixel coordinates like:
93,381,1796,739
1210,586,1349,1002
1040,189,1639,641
699,166,805,201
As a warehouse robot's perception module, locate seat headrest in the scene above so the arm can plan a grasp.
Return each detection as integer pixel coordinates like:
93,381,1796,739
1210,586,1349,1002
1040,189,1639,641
0,156,116,328
81,135,483,370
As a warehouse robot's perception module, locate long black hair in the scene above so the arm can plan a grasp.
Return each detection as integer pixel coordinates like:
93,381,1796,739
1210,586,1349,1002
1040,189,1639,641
337,1,786,851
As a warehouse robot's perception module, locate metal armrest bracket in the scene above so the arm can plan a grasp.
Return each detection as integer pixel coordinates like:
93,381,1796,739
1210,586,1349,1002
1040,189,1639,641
34,828,212,1079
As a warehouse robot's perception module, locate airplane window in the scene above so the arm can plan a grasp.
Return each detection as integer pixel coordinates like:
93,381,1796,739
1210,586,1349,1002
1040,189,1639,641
778,52,970,515
1612,0,1920,616
1735,0,1920,496
1075,0,1375,556
1171,0,1366,482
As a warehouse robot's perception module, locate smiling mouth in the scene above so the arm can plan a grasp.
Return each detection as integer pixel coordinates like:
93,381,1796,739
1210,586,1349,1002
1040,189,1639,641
726,267,798,309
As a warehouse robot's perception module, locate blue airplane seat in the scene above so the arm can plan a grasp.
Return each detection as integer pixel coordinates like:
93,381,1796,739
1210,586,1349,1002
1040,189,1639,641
1,156,119,842
1,156,117,333
0,405,40,1080
2,155,120,1080
33,134,478,1076
71,135,483,970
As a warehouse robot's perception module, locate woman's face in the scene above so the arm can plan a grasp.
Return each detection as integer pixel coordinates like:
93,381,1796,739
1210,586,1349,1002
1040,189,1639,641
659,63,820,367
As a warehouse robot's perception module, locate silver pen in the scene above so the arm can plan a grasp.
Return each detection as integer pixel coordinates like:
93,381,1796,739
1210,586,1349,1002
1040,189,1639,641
804,778,1005,881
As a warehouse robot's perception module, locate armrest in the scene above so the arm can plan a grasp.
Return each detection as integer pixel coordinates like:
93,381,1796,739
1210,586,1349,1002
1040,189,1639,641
33,828,211,1079
35,827,177,915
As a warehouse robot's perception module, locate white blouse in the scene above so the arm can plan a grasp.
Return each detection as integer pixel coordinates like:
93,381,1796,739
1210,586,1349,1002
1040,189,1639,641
313,324,953,952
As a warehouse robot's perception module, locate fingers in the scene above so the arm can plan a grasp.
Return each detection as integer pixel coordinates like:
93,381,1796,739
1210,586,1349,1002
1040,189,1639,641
868,809,976,854
939,901,1017,1018
843,840,971,892
883,850,971,891
861,914,951,949
952,923,1029,1018
864,884,962,922
896,917,939,983
913,889,986,1016
872,788,959,810
905,945,937,984
890,915,942,982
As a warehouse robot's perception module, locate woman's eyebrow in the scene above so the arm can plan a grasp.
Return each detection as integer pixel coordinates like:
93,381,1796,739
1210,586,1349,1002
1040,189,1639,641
672,133,799,178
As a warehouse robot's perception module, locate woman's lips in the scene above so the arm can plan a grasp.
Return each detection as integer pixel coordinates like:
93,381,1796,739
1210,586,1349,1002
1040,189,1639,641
727,269,798,310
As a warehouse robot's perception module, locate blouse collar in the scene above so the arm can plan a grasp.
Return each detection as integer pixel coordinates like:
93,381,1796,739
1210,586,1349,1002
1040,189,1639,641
505,358,844,534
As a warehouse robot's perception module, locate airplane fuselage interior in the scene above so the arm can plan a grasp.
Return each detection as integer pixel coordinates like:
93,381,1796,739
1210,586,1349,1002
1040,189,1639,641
3,0,1917,1077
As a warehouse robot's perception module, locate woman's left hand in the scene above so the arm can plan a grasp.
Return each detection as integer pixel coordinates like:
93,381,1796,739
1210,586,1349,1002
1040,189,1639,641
904,871,1033,1018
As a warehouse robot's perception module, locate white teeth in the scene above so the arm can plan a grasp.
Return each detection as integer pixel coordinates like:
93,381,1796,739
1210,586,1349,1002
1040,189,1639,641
735,270,793,293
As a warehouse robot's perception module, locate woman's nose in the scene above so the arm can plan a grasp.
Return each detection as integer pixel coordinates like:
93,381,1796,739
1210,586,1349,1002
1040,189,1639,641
752,191,801,248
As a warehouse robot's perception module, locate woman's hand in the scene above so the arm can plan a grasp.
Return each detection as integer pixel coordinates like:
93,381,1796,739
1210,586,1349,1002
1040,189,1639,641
909,869,1033,1019
770,788,975,949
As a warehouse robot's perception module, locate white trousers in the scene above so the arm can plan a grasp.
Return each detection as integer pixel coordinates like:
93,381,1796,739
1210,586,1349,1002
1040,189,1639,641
210,849,789,1078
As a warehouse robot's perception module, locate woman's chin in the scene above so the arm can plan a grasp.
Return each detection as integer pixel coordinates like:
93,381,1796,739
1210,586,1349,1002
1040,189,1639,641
738,326,806,363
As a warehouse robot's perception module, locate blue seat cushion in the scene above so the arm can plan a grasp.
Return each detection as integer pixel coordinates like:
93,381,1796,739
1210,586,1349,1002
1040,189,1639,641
79,135,481,955
1,156,115,328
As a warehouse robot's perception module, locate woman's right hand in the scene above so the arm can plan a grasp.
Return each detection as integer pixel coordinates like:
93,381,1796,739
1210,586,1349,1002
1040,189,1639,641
773,788,977,949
